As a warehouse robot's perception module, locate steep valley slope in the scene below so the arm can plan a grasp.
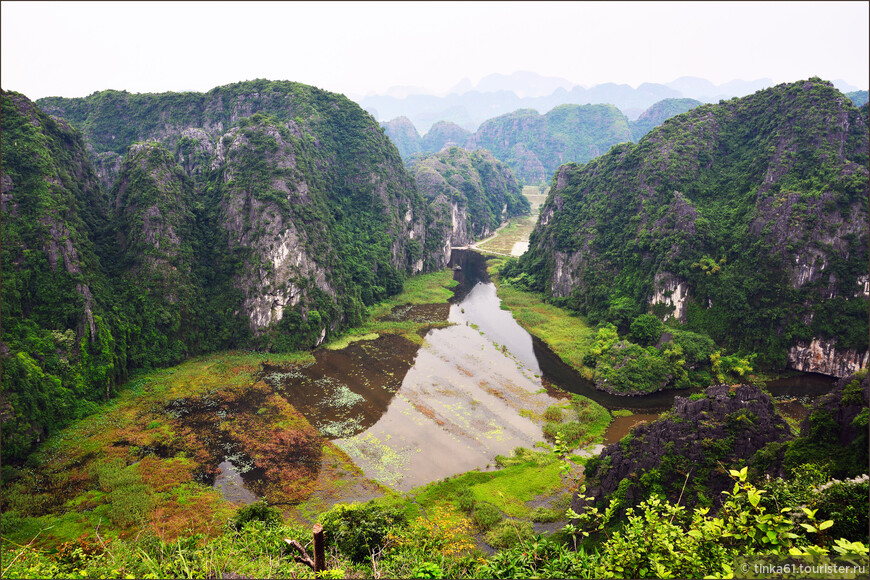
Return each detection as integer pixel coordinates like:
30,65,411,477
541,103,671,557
514,78,869,376
1,81,528,464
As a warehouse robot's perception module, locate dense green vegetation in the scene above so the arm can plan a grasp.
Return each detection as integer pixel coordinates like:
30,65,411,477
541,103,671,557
411,147,530,243
515,79,869,370
495,256,750,393
629,97,703,140
1,90,126,462
846,90,869,107
379,116,423,159
380,118,473,162
420,121,472,156
3,455,866,578
465,104,634,184
1,81,454,464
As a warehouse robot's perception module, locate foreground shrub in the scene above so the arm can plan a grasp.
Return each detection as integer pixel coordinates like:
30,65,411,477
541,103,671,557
472,502,503,531
319,501,406,563
485,519,534,549
229,499,283,531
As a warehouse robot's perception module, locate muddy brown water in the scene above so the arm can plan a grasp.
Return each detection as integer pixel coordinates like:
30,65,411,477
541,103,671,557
602,413,662,445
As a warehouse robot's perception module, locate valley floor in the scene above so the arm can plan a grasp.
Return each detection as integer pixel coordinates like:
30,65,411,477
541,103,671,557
1,260,620,578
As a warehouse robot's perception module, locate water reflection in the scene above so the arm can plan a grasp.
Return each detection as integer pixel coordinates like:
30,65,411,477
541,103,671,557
269,248,838,492
266,332,423,439
332,302,560,491
214,460,259,505
450,249,693,413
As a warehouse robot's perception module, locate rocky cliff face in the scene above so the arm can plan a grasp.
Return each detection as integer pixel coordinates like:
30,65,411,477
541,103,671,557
214,118,336,334
37,81,438,340
576,384,794,514
410,147,530,249
519,79,868,374
787,339,870,378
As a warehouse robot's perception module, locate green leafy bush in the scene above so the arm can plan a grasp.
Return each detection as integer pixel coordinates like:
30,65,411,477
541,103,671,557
229,500,283,531
629,313,664,346
485,519,534,549
319,501,406,563
472,502,503,531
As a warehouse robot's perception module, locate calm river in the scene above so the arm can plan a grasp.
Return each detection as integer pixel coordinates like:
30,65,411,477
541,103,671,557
216,248,837,498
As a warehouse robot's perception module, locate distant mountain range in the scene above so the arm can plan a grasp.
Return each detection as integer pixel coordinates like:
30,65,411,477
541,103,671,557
358,72,864,134
381,98,703,184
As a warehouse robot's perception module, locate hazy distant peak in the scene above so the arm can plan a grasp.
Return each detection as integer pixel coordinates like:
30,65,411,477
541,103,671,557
383,85,431,99
461,71,574,98
449,77,474,96
718,78,774,95
833,79,860,93
664,76,774,101
665,76,718,96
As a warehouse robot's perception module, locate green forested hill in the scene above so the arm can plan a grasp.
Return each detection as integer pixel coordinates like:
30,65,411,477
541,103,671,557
1,90,123,460
629,97,703,140
379,116,422,159
846,90,869,107
420,121,472,155
410,147,530,245
465,104,633,184
514,79,869,370
380,118,472,161
1,82,445,463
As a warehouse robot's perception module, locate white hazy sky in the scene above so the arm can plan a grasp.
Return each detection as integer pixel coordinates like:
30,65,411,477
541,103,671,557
2,1,868,100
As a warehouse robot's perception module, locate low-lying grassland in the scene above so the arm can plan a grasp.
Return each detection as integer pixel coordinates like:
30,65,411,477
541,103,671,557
476,186,547,257
323,269,458,348
486,257,598,380
1,270,458,554
0,265,622,578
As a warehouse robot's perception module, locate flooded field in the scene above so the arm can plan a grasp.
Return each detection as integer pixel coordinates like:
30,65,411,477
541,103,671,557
265,250,564,492
255,247,842,498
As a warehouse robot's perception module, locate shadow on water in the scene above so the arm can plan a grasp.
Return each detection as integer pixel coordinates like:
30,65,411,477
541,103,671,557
450,248,692,413
265,331,428,440
259,247,840,494
765,372,838,398
766,372,838,423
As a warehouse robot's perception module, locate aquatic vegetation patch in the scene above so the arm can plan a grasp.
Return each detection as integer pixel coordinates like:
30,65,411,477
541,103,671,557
285,442,388,525
338,432,410,488
319,380,365,408
541,394,612,449
1,351,325,546
318,416,365,439
324,332,380,350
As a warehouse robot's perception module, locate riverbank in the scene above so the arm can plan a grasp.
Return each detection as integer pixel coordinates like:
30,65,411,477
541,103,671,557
484,256,598,382
0,269,461,550
1,263,605,555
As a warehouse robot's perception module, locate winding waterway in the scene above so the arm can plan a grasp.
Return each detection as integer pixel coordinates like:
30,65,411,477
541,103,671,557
216,247,838,500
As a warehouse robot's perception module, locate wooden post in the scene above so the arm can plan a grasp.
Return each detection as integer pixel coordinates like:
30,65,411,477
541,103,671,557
312,523,325,574
285,523,326,573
